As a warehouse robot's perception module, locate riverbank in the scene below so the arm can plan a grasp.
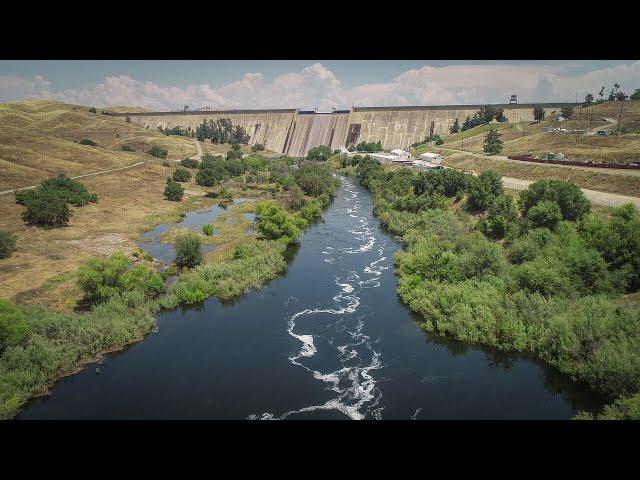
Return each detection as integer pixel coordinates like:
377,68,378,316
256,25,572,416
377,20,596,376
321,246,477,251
349,156,640,419
0,157,338,419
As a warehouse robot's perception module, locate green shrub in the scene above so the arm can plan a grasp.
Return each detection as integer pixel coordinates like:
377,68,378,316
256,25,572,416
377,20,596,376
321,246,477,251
466,171,504,212
174,233,202,268
79,138,97,146
219,188,233,201
0,300,30,352
21,192,70,227
255,201,303,244
202,223,215,236
251,143,265,152
306,145,333,161
0,230,16,259
527,200,563,230
196,162,229,187
148,146,168,158
180,158,199,169
121,144,135,152
164,178,184,201
300,201,322,223
519,179,591,221
16,174,97,207
172,167,191,182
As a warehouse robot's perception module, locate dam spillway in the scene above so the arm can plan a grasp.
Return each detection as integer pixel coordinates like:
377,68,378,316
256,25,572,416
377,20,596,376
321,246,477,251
115,103,575,157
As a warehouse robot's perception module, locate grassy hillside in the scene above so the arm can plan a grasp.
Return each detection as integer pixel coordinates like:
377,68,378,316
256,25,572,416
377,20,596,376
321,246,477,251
0,100,197,190
439,101,640,163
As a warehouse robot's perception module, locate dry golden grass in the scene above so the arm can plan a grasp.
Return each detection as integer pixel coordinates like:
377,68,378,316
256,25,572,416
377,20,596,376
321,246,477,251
443,153,640,197
440,101,640,163
0,100,198,190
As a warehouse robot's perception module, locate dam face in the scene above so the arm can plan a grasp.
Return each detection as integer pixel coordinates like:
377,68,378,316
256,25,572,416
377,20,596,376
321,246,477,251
117,103,572,156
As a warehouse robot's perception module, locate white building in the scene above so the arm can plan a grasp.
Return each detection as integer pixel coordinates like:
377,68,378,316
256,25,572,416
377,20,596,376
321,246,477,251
419,152,443,165
390,148,410,157
412,159,440,169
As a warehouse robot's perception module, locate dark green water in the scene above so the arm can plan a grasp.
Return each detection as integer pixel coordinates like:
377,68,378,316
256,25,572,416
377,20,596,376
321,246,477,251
18,178,605,419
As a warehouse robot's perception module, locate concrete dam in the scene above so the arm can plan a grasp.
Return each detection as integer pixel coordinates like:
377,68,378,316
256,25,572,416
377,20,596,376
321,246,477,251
114,103,573,157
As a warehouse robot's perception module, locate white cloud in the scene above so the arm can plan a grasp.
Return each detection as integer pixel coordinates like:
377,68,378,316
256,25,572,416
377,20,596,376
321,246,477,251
1,61,639,110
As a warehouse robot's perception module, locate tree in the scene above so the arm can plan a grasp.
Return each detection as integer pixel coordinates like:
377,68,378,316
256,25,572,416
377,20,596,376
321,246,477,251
0,230,15,259
450,118,460,134
533,105,546,123
518,179,591,221
196,163,228,187
172,167,191,182
180,158,199,169
467,171,504,212
306,145,334,161
483,128,503,155
527,200,563,230
483,194,518,239
21,192,70,227
174,233,202,268
164,178,184,201
630,89,640,101
561,104,574,119
251,143,265,152
148,146,168,158
584,93,594,105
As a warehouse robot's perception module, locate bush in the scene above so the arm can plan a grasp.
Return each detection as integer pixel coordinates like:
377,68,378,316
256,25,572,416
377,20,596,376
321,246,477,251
306,145,333,161
164,178,184,201
88,107,97,113
21,192,70,227
255,201,303,244
251,143,265,152
219,188,233,201
0,230,16,259
300,201,322,223
77,252,164,305
121,144,135,152
466,171,504,212
196,156,229,187
527,200,563,230
482,194,518,239
79,139,98,146
285,185,305,211
519,180,591,221
202,223,215,236
0,300,30,352
172,167,191,182
148,146,168,158
294,162,337,197
180,158,199,169
174,233,202,269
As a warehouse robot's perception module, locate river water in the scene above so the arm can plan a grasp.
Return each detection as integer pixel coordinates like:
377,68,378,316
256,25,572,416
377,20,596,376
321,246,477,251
18,178,605,419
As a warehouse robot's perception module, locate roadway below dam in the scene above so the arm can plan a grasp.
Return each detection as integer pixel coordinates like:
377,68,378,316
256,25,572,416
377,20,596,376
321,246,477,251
17,177,605,419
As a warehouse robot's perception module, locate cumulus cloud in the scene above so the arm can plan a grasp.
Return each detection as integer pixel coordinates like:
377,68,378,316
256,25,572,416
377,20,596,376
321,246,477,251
1,61,639,110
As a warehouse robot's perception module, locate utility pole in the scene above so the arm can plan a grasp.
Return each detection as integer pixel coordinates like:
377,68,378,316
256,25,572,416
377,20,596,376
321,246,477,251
617,99,624,133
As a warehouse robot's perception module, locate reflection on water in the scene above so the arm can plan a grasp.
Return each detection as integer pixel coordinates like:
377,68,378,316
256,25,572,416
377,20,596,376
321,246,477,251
18,179,606,420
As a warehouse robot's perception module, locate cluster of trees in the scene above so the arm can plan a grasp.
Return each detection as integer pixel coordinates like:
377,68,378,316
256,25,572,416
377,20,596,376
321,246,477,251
158,125,192,137
195,118,250,144
583,84,638,105
350,141,382,153
15,174,98,228
306,144,334,161
148,146,168,158
459,105,506,132
195,149,245,188
355,156,640,418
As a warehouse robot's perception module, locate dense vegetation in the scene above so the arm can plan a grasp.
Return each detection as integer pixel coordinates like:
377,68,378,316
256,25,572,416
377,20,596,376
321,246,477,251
306,145,333,161
180,158,199,169
164,178,184,201
148,146,168,158
172,167,191,182
174,233,202,269
195,118,250,144
460,105,506,131
158,125,192,137
351,141,382,153
355,155,640,419
15,175,97,228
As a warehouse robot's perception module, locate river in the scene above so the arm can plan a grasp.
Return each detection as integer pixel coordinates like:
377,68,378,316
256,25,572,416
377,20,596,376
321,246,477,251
18,177,605,419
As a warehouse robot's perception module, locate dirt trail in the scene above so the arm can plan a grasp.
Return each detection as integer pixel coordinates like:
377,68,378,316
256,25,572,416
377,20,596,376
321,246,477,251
0,161,146,196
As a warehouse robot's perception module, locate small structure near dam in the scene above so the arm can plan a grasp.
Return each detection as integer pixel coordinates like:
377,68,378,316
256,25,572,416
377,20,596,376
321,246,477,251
113,103,573,157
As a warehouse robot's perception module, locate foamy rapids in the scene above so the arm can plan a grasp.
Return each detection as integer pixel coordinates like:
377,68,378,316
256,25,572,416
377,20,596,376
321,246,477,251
249,179,389,420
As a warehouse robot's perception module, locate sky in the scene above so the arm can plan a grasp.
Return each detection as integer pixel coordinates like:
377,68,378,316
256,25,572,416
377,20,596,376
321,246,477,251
0,60,638,110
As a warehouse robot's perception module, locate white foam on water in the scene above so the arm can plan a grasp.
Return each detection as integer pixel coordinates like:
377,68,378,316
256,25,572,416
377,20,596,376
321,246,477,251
252,178,391,421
